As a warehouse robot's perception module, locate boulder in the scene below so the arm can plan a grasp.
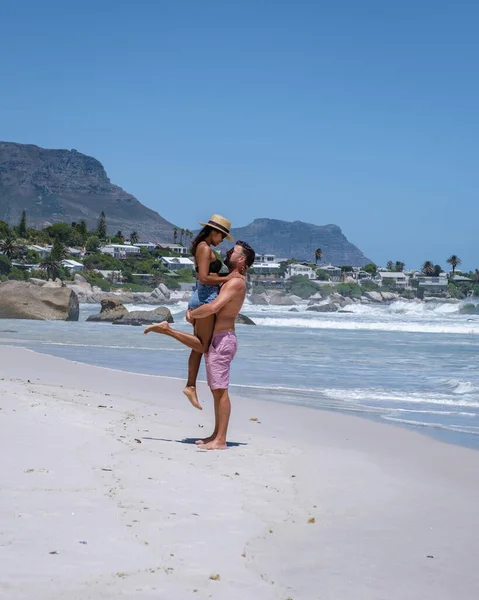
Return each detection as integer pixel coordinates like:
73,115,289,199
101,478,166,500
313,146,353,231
236,313,256,325
289,307,299,312
112,306,174,326
269,294,295,306
43,278,63,289
360,296,371,304
0,280,79,321
86,298,129,322
249,293,269,306
74,273,88,284
380,291,399,302
339,296,354,307
28,277,47,286
364,291,383,303
289,295,303,303
306,303,339,313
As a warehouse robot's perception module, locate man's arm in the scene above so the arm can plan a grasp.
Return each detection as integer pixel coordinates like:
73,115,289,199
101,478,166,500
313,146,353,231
188,278,244,320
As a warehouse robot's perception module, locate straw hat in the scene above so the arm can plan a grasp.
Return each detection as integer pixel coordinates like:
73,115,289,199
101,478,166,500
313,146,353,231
198,214,234,241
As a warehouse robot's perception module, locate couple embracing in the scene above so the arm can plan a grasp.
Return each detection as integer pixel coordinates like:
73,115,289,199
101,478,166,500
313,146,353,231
145,215,255,450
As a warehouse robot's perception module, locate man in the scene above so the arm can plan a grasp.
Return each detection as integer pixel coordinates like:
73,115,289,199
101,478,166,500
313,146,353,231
144,240,256,449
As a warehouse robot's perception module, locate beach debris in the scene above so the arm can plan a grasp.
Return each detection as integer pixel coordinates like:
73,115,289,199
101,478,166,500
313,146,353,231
134,438,142,444
209,573,221,581
198,424,204,428
234,472,240,476
49,550,59,555
79,541,87,545
307,518,316,524
241,553,246,558
98,404,107,408
427,555,434,559
101,468,112,472
249,417,259,422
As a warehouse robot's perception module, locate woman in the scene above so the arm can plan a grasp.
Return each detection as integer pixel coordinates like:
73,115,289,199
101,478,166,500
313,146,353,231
184,214,240,410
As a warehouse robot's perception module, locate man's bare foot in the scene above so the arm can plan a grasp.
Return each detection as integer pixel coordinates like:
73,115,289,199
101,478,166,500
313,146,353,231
144,322,171,335
195,434,216,445
203,439,227,450
183,386,202,410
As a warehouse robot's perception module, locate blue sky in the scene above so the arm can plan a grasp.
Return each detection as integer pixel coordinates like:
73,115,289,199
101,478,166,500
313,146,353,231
1,1,477,269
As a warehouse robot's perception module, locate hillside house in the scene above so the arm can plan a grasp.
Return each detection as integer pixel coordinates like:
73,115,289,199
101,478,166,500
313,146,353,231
376,272,409,288
160,256,194,271
101,244,141,259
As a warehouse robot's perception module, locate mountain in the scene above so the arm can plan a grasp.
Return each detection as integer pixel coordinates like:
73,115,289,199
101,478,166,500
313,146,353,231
226,218,372,266
0,142,176,241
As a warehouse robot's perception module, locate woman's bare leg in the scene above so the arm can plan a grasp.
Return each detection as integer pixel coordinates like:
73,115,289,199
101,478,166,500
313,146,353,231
144,315,215,409
184,316,215,409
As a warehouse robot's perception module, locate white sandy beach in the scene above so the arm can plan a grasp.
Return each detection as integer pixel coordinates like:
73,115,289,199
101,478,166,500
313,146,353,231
1,346,478,600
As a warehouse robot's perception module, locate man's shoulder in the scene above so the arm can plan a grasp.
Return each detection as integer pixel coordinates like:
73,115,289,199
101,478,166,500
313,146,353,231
221,277,246,291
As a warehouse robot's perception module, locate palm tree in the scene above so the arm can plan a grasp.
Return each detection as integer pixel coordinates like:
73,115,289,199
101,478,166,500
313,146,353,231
395,261,405,272
180,228,185,245
115,230,125,244
130,231,139,245
447,255,461,275
173,227,178,244
314,248,323,265
473,269,479,284
422,261,435,276
0,236,20,259
386,260,394,271
40,257,61,280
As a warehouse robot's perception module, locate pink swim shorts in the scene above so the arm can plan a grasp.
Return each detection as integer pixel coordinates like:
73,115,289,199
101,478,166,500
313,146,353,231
205,330,238,390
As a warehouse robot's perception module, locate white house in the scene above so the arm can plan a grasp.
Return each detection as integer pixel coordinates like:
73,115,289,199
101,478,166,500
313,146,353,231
157,242,189,256
26,244,51,258
255,253,277,264
376,272,409,288
284,264,316,280
134,242,157,252
160,256,195,271
318,264,342,282
61,259,84,273
252,253,281,276
100,244,141,259
416,274,448,291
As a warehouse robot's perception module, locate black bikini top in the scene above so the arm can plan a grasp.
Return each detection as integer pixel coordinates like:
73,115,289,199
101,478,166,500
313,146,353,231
195,258,227,276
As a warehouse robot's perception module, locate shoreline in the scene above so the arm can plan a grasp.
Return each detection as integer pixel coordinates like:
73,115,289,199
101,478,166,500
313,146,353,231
2,339,479,452
1,347,479,599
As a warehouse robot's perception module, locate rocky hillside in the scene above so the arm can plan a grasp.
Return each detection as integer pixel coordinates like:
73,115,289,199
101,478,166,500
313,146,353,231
0,142,175,240
227,218,372,266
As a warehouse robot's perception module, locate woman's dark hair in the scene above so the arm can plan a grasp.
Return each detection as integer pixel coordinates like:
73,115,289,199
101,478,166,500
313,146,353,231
236,240,256,267
191,226,220,257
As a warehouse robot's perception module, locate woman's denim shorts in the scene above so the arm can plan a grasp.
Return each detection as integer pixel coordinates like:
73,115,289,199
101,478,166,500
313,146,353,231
188,283,220,310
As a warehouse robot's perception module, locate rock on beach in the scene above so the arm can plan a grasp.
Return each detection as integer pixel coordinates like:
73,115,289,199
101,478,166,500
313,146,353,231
0,280,79,321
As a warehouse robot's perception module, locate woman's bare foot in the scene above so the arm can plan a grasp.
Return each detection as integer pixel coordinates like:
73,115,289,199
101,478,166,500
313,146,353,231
144,322,171,335
183,386,202,410
195,433,216,445
203,439,227,450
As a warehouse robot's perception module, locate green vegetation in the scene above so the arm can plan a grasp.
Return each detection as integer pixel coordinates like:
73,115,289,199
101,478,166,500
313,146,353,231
285,275,319,299
336,282,362,299
362,263,377,276
359,279,380,292
0,254,12,275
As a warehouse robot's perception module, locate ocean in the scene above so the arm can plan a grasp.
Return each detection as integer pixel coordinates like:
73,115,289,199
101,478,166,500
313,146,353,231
1,297,478,450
